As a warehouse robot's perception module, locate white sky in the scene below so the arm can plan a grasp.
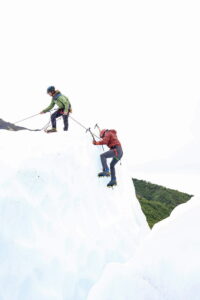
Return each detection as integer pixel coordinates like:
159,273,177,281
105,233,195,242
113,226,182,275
0,0,200,194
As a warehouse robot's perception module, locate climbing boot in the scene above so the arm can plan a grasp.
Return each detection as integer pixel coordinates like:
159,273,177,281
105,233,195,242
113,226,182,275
45,128,57,133
107,178,117,187
98,168,110,177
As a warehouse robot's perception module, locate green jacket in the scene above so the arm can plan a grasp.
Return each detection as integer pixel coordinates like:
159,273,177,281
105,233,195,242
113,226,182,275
42,91,71,113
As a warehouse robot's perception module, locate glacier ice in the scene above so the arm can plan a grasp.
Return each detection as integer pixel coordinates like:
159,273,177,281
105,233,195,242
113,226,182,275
0,126,149,300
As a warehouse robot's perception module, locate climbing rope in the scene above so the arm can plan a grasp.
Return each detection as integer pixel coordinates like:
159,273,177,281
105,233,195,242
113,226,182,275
69,115,99,139
14,111,100,139
14,113,41,124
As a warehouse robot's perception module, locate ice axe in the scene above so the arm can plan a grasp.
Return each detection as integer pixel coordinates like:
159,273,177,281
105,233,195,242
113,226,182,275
94,124,101,135
94,123,101,133
94,123,104,151
86,127,96,142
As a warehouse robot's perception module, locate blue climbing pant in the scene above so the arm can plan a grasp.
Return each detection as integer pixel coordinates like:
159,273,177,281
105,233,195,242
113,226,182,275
100,145,123,180
51,109,69,130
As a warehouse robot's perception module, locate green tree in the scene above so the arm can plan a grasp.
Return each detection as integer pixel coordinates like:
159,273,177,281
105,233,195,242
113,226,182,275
133,178,193,228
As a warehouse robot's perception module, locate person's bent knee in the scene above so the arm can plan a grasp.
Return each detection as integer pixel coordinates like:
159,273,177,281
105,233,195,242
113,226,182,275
110,158,118,168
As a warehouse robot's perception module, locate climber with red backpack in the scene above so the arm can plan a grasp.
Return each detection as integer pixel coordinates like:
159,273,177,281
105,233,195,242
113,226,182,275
93,129,123,187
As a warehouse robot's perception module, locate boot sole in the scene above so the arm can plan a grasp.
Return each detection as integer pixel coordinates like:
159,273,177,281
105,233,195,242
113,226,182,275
107,184,117,188
45,130,57,133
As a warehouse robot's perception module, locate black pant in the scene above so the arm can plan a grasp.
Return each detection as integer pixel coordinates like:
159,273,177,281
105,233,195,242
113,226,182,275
100,145,123,180
51,109,69,130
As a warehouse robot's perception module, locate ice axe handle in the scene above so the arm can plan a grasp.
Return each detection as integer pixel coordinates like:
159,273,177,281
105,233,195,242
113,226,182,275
86,127,96,141
94,123,101,133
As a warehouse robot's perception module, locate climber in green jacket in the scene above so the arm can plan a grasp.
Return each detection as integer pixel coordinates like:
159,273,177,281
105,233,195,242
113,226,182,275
40,86,72,133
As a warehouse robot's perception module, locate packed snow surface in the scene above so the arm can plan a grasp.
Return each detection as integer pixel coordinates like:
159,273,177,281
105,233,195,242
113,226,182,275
0,124,149,300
